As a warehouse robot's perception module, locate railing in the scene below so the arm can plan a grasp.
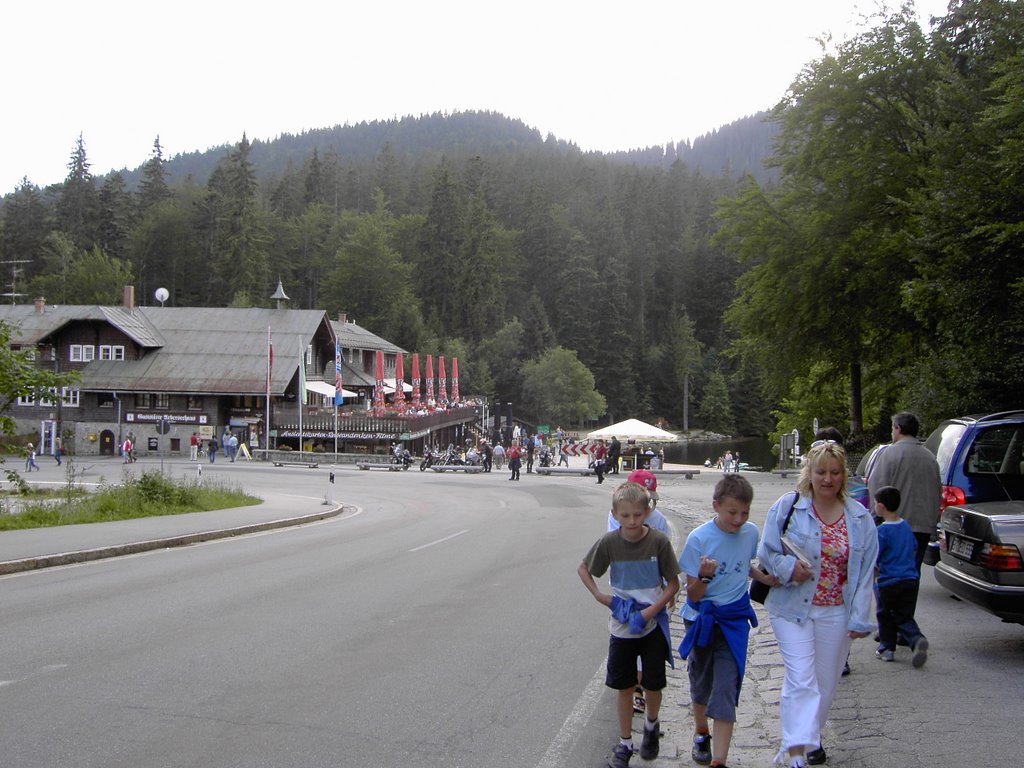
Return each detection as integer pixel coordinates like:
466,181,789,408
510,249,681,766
273,405,478,439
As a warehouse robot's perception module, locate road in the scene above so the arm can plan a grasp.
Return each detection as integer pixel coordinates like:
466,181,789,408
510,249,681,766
1,460,1022,767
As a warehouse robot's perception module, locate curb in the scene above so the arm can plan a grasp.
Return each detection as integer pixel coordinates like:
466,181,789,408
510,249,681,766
0,504,352,576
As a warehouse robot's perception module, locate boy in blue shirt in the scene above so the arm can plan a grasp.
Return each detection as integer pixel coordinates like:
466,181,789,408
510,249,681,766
874,485,929,667
579,481,681,767
678,474,777,768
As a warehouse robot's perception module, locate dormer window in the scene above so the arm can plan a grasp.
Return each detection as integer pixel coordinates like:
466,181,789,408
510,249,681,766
99,345,125,361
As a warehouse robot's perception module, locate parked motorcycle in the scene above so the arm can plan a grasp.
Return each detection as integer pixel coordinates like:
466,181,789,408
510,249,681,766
420,447,436,471
390,446,412,470
538,446,553,468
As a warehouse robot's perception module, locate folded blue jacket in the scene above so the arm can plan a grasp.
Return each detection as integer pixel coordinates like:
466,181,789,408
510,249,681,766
610,595,674,669
677,594,758,704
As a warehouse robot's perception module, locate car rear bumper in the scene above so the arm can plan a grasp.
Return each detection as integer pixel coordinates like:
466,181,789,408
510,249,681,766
935,560,1024,624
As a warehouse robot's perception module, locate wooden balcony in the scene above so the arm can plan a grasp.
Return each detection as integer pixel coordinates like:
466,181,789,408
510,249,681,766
273,405,478,441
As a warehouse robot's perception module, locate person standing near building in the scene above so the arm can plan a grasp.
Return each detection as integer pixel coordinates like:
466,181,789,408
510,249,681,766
190,432,199,461
867,411,941,573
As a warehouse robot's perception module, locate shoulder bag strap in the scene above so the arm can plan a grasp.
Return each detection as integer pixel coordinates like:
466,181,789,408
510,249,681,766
780,490,799,535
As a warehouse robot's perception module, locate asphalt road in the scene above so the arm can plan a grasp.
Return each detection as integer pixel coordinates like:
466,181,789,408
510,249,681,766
2,459,1022,767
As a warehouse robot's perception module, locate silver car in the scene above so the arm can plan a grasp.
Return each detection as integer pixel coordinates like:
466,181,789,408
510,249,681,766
935,500,1024,625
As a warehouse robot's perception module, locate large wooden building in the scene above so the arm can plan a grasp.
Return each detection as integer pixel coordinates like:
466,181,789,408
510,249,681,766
0,288,478,458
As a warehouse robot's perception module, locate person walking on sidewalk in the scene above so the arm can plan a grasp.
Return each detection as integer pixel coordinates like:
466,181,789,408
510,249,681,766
757,440,878,768
874,485,929,668
678,475,778,768
25,443,40,472
578,481,681,768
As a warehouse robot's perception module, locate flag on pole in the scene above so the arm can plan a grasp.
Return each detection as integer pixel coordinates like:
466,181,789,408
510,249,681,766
298,341,307,403
334,338,344,406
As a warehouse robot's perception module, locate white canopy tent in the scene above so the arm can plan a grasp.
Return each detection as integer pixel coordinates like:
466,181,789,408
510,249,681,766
585,418,678,443
305,380,357,399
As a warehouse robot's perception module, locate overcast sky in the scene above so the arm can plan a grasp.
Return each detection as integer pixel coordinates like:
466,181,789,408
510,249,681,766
2,1,951,193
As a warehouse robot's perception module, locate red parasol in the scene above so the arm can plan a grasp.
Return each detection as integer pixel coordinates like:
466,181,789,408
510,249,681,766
438,355,448,403
393,353,406,410
373,349,386,415
426,355,435,404
410,353,421,409
451,357,460,403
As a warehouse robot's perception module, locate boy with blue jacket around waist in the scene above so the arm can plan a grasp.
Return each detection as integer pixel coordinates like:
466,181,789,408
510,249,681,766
678,475,778,768
579,481,681,768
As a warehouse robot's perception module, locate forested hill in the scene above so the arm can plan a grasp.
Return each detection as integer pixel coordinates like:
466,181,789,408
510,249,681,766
126,110,778,189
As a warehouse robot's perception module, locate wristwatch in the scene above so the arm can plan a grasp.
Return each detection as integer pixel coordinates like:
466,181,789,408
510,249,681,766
699,574,714,584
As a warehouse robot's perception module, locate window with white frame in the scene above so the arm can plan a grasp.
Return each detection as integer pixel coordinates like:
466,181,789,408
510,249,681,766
70,344,97,362
99,345,125,360
16,393,35,406
306,344,313,365
17,387,79,407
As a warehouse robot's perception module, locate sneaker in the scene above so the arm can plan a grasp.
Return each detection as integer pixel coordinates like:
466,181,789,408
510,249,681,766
876,648,895,662
841,660,851,676
807,744,827,765
692,733,712,765
608,743,633,768
912,637,929,668
640,722,661,760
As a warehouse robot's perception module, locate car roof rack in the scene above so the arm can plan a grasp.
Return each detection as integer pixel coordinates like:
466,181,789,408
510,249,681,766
974,410,1024,423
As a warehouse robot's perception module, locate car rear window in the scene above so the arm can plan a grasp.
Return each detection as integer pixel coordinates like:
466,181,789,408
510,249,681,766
964,426,1024,475
925,422,965,476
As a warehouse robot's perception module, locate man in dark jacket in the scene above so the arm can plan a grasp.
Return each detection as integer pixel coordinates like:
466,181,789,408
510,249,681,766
608,436,622,475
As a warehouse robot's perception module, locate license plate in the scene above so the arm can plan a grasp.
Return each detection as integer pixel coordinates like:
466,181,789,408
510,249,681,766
948,534,975,560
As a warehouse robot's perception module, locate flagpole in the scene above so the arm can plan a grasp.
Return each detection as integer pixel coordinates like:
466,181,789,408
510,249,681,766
266,326,272,458
298,339,304,454
334,338,341,461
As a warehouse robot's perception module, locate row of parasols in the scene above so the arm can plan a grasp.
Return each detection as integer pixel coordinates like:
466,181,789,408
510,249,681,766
342,350,460,416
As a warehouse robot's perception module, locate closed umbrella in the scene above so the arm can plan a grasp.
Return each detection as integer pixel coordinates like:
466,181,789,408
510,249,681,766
426,355,435,404
410,353,421,409
438,355,448,403
451,357,460,403
393,353,406,411
373,349,386,416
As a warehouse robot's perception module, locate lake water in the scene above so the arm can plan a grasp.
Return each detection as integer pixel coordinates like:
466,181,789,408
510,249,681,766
662,436,777,471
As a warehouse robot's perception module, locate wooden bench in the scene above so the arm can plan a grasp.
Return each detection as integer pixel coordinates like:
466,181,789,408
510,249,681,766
356,462,403,471
651,468,701,480
535,466,594,476
431,465,484,473
273,461,320,469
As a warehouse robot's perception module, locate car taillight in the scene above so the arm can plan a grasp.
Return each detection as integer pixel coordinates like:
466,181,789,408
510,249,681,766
979,543,1024,571
940,485,966,512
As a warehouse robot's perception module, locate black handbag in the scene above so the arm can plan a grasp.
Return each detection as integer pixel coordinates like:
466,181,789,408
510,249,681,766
750,491,799,605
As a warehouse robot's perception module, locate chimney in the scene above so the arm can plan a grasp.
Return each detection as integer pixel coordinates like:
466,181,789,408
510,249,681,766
123,285,135,310
338,312,348,324
34,296,46,314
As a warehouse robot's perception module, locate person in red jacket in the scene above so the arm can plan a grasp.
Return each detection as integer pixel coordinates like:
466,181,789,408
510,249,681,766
593,439,609,484
507,442,522,481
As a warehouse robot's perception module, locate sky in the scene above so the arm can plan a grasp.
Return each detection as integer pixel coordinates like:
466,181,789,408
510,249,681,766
1,1,952,193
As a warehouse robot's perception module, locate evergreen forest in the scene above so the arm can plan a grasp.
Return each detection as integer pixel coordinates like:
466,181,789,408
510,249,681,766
1,1,1021,447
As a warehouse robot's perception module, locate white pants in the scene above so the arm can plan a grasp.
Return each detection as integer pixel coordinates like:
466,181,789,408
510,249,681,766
770,605,853,756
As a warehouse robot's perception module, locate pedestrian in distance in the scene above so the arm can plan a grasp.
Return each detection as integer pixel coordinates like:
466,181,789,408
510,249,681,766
190,432,199,461
678,474,778,768
593,439,609,484
608,435,622,475
25,442,40,472
208,438,217,463
873,485,929,667
493,442,505,470
757,440,878,768
557,441,570,467
525,439,535,473
507,442,521,481
578,481,681,768
54,437,62,466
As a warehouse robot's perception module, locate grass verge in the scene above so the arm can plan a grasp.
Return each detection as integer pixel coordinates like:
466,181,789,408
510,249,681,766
0,470,261,530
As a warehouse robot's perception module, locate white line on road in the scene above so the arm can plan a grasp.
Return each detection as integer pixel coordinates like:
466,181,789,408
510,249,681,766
535,659,607,768
408,529,469,552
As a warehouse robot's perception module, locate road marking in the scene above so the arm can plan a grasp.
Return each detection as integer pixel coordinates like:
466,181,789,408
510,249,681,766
535,659,607,768
408,529,469,552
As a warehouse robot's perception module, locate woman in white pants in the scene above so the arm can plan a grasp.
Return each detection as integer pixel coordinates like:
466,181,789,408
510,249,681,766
757,440,878,768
